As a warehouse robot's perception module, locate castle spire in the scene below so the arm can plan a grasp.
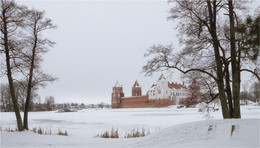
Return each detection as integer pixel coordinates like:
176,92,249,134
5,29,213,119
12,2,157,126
158,74,166,81
132,80,142,96
133,80,140,87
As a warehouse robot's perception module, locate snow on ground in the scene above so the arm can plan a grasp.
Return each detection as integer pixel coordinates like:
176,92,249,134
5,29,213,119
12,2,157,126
1,105,260,148
130,119,259,148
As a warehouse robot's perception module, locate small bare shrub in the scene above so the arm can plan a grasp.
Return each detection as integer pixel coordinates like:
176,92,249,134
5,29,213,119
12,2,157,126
96,127,150,139
125,127,150,138
57,129,68,136
4,126,17,132
37,128,43,135
32,127,37,133
45,127,52,135
96,128,118,138
3,126,68,136
110,128,119,138
31,127,68,136
98,131,109,138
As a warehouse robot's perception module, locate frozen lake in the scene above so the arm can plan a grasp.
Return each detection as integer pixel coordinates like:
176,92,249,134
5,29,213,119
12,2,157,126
1,105,260,147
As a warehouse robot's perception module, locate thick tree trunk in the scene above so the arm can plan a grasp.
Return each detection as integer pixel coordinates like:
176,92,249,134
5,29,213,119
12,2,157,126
23,22,37,130
23,52,35,130
218,82,231,119
2,9,24,131
228,0,241,118
225,62,234,118
206,0,230,118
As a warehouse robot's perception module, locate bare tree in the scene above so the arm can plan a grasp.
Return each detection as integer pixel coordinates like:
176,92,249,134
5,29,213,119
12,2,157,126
143,0,259,119
182,72,219,106
0,0,27,131
44,96,55,111
21,9,57,130
0,83,12,112
1,0,57,130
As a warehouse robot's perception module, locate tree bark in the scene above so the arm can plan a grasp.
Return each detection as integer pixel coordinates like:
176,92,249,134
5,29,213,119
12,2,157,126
224,61,234,118
228,0,241,118
206,0,230,118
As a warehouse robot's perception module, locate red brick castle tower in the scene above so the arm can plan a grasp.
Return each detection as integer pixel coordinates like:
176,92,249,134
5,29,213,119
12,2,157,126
132,80,142,96
111,81,124,109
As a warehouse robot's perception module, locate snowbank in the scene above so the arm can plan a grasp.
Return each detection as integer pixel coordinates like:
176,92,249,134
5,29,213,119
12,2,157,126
130,119,260,148
1,119,259,148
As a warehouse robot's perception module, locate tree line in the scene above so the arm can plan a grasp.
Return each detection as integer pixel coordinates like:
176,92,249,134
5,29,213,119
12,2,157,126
0,82,111,112
240,82,260,104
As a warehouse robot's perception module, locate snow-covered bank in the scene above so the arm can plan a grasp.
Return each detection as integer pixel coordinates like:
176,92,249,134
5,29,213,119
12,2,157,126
1,105,260,147
130,119,260,148
1,119,259,148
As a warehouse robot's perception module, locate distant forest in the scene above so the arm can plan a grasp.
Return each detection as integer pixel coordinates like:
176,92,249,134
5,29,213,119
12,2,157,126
0,83,110,112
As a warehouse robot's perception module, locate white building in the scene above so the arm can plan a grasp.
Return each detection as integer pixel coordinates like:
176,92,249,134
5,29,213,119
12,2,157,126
148,74,189,104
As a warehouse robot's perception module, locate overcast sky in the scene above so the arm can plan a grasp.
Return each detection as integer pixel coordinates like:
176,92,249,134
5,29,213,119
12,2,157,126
11,0,182,104
3,0,257,104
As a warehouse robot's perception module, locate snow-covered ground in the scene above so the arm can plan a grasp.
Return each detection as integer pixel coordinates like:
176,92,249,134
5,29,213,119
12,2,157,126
1,105,260,148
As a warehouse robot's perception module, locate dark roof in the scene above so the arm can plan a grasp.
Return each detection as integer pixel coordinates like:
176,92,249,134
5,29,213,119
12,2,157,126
133,80,140,87
158,74,166,80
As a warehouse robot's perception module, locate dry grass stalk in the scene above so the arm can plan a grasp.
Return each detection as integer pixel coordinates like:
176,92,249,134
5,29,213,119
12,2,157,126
4,126,17,132
4,126,68,136
38,128,43,135
125,127,150,138
31,127,68,136
99,131,109,138
96,127,150,138
57,129,68,136
96,127,119,138
110,127,119,138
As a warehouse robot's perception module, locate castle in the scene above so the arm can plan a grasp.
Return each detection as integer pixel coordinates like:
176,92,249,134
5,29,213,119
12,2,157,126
111,74,191,109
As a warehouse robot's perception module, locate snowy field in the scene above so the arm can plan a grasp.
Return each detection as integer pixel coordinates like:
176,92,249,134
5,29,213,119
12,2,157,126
1,105,260,148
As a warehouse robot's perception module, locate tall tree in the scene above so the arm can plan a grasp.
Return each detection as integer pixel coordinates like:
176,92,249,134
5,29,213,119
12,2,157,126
143,0,260,119
0,0,26,131
1,0,57,130
22,9,56,130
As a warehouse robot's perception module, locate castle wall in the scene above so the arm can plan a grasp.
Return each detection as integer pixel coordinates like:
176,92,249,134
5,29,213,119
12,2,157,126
120,96,174,108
